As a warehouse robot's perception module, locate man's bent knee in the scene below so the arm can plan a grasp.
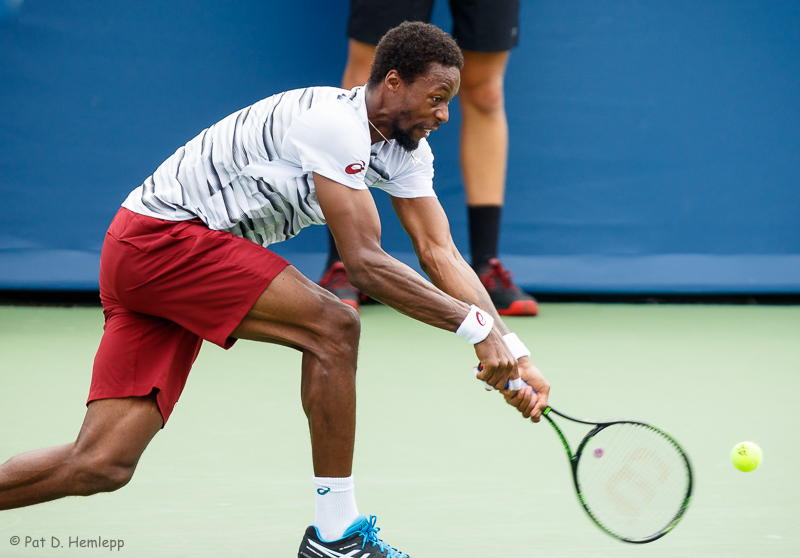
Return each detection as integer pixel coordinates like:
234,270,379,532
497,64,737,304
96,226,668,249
297,297,360,374
70,453,137,496
318,301,360,353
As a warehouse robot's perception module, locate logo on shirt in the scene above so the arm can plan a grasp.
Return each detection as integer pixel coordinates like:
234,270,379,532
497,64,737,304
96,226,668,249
345,160,365,174
476,311,486,326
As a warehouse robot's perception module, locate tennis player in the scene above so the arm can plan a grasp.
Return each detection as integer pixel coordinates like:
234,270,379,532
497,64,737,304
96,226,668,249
0,22,549,558
320,0,540,317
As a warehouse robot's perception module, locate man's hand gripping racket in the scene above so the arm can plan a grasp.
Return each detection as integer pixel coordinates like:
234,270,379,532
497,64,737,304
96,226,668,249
472,361,693,543
474,360,550,422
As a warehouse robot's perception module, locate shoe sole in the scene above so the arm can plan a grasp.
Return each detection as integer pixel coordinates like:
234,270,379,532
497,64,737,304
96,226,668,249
497,299,539,316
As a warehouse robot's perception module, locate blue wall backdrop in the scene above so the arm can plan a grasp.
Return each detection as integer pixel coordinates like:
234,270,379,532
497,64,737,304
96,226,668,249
1,0,798,292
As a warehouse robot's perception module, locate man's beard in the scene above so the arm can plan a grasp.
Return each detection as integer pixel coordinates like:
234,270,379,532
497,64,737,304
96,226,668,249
390,119,423,152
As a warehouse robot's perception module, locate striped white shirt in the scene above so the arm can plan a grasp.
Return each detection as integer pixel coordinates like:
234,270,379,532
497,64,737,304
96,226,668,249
121,86,435,247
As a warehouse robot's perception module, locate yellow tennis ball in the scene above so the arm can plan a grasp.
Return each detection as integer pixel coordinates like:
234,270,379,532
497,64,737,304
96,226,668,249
731,441,762,472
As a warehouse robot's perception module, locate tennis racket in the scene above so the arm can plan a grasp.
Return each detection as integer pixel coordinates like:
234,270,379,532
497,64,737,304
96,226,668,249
474,366,693,543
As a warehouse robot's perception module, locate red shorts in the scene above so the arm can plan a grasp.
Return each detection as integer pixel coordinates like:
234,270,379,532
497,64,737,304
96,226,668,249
89,208,289,425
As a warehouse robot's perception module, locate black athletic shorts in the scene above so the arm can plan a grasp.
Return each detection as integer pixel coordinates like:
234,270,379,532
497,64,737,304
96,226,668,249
347,0,520,52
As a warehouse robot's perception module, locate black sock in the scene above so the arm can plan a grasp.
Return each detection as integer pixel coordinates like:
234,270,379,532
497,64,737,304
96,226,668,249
325,228,342,269
468,205,502,269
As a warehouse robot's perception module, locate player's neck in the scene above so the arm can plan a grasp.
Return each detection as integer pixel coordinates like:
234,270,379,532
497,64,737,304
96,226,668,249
364,84,393,144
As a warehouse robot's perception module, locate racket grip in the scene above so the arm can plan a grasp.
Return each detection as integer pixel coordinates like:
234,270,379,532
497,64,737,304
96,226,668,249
472,366,532,392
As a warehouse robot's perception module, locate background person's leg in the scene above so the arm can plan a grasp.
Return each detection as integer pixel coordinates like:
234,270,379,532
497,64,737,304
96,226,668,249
0,393,163,510
320,38,378,311
459,50,509,210
341,38,375,92
459,50,509,272
460,50,538,316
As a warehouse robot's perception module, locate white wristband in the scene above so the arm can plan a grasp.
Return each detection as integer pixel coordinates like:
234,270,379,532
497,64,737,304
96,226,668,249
456,305,494,344
502,332,531,360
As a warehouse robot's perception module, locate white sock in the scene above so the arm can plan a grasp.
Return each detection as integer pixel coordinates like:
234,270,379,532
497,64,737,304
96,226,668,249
313,475,360,542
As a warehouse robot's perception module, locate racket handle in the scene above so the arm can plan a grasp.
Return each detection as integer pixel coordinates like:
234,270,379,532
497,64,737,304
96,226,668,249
472,365,533,392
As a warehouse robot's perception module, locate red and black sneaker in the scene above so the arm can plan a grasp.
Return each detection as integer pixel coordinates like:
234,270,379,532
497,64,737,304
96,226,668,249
475,258,539,316
319,261,361,312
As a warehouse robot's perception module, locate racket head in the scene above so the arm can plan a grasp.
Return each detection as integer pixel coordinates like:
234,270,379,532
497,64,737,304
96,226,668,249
469,368,693,543
565,417,693,543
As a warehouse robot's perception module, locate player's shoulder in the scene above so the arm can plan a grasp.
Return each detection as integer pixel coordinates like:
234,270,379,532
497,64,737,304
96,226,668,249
287,86,368,145
301,86,366,126
249,85,356,113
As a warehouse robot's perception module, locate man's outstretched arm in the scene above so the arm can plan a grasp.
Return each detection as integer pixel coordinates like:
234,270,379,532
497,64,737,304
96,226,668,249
314,173,518,389
392,195,550,420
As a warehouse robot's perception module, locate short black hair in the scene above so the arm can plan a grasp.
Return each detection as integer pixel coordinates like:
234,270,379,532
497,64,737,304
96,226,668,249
368,22,464,86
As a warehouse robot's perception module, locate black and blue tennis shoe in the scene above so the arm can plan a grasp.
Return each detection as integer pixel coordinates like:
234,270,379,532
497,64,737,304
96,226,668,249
298,514,409,558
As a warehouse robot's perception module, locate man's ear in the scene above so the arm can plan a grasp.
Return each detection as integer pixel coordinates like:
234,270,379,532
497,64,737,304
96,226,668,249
384,70,402,92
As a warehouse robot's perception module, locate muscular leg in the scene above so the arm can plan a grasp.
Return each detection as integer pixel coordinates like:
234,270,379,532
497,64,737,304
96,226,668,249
459,50,510,207
460,50,530,281
232,265,360,477
0,393,163,510
1,265,357,510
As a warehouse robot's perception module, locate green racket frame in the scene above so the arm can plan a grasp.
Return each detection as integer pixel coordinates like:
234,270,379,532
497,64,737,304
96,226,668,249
542,406,694,544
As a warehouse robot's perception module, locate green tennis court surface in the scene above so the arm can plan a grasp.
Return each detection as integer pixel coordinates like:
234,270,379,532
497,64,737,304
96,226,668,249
1,303,798,557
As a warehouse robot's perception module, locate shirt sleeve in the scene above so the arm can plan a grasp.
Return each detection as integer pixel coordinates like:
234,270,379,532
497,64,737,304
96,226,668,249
371,139,436,199
281,101,371,190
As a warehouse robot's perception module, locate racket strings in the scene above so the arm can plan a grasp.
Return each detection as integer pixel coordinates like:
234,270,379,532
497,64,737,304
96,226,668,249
575,423,690,541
